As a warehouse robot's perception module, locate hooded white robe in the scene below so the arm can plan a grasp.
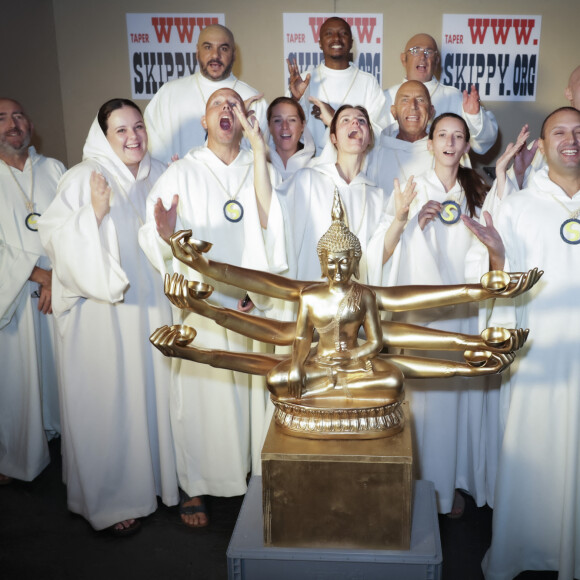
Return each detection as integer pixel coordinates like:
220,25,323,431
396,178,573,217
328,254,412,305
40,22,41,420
37,119,178,530
481,168,580,580
292,63,389,154
385,77,498,154
144,72,267,164
0,148,65,480
387,169,492,513
277,162,390,286
267,126,316,181
139,146,288,498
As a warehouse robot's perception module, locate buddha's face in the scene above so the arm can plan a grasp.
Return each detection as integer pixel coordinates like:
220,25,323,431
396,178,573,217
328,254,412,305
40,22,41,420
322,250,358,284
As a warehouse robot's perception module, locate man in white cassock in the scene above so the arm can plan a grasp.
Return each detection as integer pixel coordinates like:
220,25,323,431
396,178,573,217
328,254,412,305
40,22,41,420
507,64,580,191
287,17,389,154
144,24,267,164
0,98,65,485
384,34,498,155
463,107,580,580
367,80,436,201
139,88,287,528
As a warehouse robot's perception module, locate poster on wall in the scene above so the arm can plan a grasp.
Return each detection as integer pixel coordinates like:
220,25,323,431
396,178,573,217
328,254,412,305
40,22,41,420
126,13,225,100
441,14,542,101
283,13,383,88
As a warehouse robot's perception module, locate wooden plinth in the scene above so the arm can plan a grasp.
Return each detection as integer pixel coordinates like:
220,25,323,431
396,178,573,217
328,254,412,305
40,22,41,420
262,402,413,550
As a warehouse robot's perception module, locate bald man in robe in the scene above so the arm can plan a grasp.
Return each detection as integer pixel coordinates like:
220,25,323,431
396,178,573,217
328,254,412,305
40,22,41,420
384,33,498,155
145,24,267,163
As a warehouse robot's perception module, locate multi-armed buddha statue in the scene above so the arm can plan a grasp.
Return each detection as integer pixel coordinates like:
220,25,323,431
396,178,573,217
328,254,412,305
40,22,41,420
151,192,540,439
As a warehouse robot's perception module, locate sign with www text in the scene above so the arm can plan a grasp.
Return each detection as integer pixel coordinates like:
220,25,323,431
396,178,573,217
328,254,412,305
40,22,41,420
126,13,225,99
441,14,542,101
283,13,383,88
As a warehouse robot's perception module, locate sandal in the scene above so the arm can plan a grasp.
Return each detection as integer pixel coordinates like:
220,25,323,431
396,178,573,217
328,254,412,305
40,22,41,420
179,489,209,528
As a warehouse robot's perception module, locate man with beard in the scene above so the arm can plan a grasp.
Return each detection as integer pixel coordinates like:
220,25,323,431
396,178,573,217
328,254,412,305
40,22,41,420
145,24,267,163
287,17,389,153
463,107,580,579
139,88,287,528
384,34,498,155
0,98,65,485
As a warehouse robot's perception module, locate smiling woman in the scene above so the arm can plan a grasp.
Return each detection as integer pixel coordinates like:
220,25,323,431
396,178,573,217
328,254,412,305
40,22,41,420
37,98,179,537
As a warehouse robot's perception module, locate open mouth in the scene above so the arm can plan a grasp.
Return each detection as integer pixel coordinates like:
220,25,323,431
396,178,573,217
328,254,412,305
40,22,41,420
220,116,232,131
348,129,360,139
443,150,456,157
561,147,579,157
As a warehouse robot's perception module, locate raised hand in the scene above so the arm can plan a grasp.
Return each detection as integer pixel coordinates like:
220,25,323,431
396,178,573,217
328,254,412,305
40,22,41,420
462,84,481,115
233,104,265,154
496,125,531,179
287,58,310,101
154,194,179,244
90,171,111,225
308,96,335,127
393,177,417,223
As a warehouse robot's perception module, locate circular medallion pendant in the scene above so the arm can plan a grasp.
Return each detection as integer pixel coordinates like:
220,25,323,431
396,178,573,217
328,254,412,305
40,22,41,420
25,212,41,232
224,200,244,223
560,218,580,245
438,201,462,225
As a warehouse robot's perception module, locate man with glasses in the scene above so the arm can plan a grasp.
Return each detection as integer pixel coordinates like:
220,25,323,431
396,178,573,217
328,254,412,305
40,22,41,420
384,33,498,154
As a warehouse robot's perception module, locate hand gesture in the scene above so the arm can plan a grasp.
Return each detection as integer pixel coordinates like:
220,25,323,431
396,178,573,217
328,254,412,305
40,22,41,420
287,58,310,101
287,363,304,399
90,171,111,225
481,327,529,353
150,324,197,357
418,200,442,230
484,352,516,373
462,84,481,115
154,195,179,244
393,177,417,223
169,229,212,271
461,211,506,270
233,104,265,155
495,268,543,298
308,96,335,127
513,138,539,190
496,125,531,180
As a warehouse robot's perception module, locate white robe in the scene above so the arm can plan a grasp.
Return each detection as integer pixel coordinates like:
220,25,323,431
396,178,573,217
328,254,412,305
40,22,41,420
139,146,287,498
37,120,178,530
277,162,389,286
366,128,434,202
144,72,267,164
0,148,65,480
385,77,499,155
293,63,390,154
387,169,492,513
481,168,580,580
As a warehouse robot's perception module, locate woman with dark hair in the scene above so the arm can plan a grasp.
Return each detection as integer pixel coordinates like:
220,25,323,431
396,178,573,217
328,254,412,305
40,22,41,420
266,96,314,180
279,104,414,284
387,112,492,519
38,99,178,536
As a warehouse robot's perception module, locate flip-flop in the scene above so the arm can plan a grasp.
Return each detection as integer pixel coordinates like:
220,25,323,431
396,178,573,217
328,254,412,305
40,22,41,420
108,518,141,537
179,489,209,528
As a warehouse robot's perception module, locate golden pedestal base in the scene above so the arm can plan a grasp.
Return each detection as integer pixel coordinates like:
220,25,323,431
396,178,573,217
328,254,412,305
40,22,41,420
262,403,413,551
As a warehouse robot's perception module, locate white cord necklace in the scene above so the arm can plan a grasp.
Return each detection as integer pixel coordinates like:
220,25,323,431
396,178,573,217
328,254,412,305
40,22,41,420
319,66,359,109
2,158,39,231
201,160,251,222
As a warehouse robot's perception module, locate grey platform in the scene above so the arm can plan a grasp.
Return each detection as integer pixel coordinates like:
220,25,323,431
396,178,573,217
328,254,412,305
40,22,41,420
227,477,442,580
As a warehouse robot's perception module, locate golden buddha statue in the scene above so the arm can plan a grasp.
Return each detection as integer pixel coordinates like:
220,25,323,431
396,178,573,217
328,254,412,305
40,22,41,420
151,192,540,439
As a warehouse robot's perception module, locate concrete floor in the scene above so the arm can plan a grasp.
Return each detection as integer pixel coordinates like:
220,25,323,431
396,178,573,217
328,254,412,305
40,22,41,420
0,438,559,580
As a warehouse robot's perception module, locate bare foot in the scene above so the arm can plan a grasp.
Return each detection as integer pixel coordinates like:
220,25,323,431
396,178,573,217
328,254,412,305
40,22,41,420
179,495,209,528
447,490,466,519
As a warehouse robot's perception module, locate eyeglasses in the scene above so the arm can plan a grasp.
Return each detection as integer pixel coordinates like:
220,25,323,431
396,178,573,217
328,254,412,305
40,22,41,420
407,47,438,58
